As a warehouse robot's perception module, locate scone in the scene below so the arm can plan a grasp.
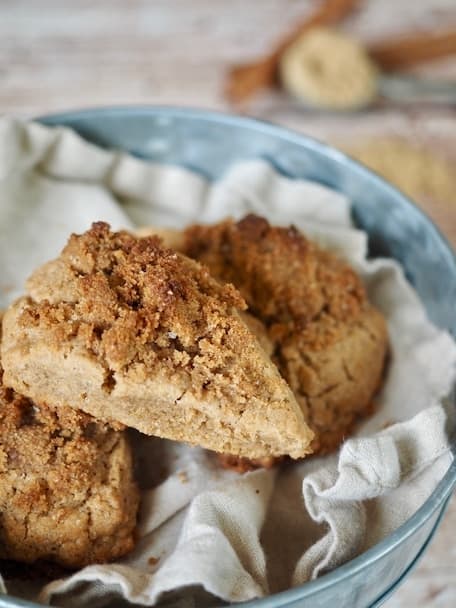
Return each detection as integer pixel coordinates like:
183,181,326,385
1,222,313,460
150,215,388,455
0,367,138,569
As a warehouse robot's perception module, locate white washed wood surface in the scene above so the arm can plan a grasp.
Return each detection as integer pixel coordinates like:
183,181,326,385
1,1,456,606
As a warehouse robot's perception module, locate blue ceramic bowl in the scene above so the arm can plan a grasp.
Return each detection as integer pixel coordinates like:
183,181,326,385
1,107,455,608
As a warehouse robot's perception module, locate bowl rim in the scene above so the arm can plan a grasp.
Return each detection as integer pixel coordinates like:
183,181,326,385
6,105,455,607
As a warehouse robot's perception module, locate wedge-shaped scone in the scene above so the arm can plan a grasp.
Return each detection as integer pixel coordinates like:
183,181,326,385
0,366,138,569
2,222,313,460
154,215,388,455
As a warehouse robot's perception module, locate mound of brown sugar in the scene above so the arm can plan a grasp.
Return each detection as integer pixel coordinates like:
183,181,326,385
346,137,456,205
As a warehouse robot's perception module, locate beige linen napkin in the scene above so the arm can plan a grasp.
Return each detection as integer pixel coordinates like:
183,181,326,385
0,117,455,606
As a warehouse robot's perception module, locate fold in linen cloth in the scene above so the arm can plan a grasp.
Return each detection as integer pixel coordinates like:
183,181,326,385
0,117,455,607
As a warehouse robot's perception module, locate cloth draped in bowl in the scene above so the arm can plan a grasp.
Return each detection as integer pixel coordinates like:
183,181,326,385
0,117,455,607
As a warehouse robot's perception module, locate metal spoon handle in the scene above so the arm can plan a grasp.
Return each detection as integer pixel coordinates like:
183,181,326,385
379,74,456,105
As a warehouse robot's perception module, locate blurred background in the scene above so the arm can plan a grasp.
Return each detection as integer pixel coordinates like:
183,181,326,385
2,1,456,240
1,0,456,606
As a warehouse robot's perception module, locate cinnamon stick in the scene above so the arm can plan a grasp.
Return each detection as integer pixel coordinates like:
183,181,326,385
225,0,361,104
368,29,456,71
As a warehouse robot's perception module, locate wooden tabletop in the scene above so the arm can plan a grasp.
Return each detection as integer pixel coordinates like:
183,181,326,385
1,1,456,606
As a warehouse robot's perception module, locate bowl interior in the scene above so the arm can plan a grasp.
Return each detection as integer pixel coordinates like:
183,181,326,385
30,106,456,608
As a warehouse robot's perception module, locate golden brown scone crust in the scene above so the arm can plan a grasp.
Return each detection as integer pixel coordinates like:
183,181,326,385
0,369,139,569
180,215,389,455
1,222,313,460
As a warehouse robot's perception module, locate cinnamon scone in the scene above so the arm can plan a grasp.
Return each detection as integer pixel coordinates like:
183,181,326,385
150,215,388,455
1,222,313,460
0,367,138,569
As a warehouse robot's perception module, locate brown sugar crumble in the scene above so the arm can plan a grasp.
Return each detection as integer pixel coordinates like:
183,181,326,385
216,451,283,473
177,471,189,484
